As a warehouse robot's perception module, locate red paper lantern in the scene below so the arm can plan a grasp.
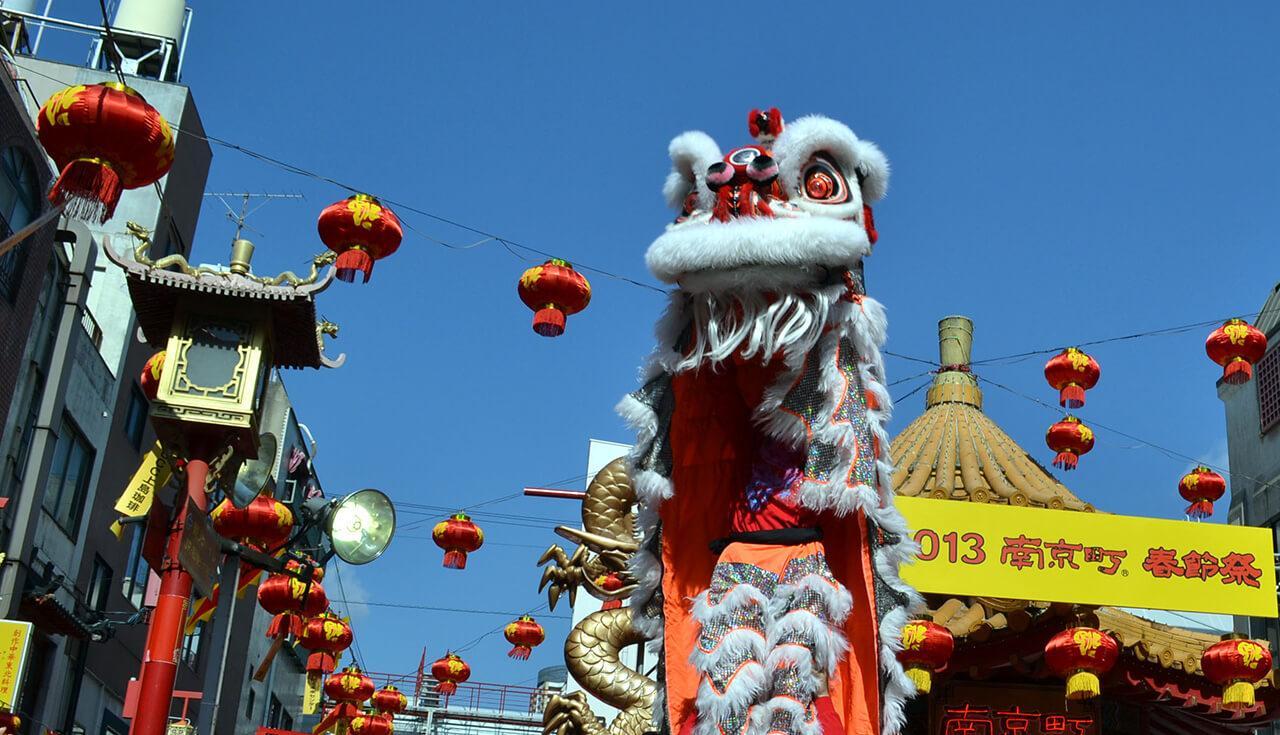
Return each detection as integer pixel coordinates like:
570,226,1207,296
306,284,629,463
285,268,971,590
318,193,403,284
896,619,954,694
371,685,408,716
1178,465,1227,520
1046,416,1094,471
0,709,21,732
504,615,545,660
257,560,327,640
1044,627,1119,700
432,513,483,569
210,494,294,551
596,572,625,610
431,653,471,695
300,612,353,676
1202,636,1273,711
1206,319,1267,385
350,713,393,735
325,664,375,703
140,350,165,400
35,82,174,223
518,259,591,337
1044,347,1100,409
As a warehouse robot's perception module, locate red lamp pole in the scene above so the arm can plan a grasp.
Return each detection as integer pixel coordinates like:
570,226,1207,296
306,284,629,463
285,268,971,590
131,448,211,735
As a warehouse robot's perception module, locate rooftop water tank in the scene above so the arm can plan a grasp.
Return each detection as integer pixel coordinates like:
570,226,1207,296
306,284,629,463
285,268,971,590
112,0,185,41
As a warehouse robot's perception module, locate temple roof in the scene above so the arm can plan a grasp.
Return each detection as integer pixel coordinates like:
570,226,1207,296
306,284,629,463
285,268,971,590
891,316,1092,511
891,316,1275,725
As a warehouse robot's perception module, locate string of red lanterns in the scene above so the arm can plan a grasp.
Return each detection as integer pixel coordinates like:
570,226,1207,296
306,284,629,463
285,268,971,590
503,615,545,660
432,513,484,569
518,259,592,337
318,193,404,284
1045,416,1094,471
431,653,471,694
1043,626,1119,701
1205,318,1267,386
896,619,954,694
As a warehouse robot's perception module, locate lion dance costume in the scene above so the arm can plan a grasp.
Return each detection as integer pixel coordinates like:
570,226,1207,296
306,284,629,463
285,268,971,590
618,109,920,735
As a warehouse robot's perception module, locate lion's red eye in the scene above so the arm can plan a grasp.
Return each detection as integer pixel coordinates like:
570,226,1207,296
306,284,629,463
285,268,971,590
801,158,848,203
805,171,835,199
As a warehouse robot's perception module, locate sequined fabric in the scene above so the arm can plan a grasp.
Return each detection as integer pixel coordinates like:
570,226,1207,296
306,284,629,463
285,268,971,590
694,551,847,735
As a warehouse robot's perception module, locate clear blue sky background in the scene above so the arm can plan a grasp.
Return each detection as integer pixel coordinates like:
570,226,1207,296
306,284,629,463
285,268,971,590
54,2,1280,685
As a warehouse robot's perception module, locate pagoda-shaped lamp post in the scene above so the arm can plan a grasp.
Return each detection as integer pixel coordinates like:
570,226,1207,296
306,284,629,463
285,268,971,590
105,230,344,735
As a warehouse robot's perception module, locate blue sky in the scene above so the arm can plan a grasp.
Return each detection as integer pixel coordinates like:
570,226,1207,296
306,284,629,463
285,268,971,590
55,2,1280,684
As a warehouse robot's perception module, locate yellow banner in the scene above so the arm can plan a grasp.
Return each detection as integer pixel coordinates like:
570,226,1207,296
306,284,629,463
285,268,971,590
0,620,32,709
114,443,171,518
897,496,1278,618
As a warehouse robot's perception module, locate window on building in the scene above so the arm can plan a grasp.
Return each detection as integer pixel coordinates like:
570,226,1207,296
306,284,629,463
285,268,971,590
1258,346,1280,435
181,621,204,668
267,695,283,728
42,415,94,537
245,686,256,719
122,525,150,608
123,385,148,451
0,146,39,301
280,710,293,732
87,555,113,612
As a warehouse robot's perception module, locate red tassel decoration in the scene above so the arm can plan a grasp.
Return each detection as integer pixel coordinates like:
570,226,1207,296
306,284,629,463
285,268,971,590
508,645,532,660
1224,359,1253,384
436,681,457,695
50,158,121,223
334,247,374,283
863,205,878,244
442,549,467,569
1053,452,1079,471
532,307,566,338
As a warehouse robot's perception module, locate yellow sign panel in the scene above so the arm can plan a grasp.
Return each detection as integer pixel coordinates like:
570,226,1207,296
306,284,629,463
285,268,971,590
897,497,1278,618
0,620,33,709
114,442,171,518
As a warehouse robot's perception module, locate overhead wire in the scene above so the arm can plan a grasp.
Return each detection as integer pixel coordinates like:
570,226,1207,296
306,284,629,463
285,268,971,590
330,562,368,670
327,598,568,620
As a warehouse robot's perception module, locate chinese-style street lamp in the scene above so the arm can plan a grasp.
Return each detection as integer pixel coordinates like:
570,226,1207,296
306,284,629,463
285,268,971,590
35,82,175,223
1046,416,1094,471
1043,347,1100,409
432,513,484,569
1178,466,1227,520
1202,635,1273,711
318,194,403,284
896,619,954,694
1206,319,1267,385
431,653,471,694
104,233,345,735
1044,626,1119,700
371,685,408,716
518,259,591,337
504,615,545,660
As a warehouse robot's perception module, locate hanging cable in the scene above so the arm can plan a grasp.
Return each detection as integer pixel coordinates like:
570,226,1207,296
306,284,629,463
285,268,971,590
327,598,568,620
331,562,368,670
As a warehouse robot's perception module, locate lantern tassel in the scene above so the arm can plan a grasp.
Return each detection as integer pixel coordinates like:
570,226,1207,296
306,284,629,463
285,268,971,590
49,158,121,224
436,681,457,695
1223,680,1256,710
1059,384,1086,409
1186,500,1215,520
602,599,622,610
308,651,338,675
1053,452,1079,471
442,550,468,569
532,306,566,338
507,645,532,660
905,666,933,694
1222,358,1253,385
1065,671,1100,700
334,248,374,284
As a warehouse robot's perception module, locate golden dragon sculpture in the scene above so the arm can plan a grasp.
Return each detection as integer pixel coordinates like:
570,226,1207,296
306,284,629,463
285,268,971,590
538,458,656,735
125,221,337,286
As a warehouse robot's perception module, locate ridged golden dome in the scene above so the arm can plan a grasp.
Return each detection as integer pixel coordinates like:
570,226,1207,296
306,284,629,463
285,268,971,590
891,316,1093,511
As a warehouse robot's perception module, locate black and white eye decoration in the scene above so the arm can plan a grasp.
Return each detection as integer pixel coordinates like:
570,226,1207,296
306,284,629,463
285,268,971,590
801,156,848,204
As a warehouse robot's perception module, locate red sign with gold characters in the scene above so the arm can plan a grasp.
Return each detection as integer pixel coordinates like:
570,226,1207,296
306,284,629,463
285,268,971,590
897,497,1278,618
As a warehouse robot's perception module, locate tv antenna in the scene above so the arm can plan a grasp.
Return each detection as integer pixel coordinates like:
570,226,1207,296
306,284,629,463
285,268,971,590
203,192,305,241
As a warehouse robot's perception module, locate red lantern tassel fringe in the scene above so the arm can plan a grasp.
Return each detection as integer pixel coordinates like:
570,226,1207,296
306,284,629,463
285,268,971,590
602,599,622,610
1223,358,1253,385
307,651,337,675
442,550,468,569
436,681,457,695
266,612,305,639
1059,384,1086,409
508,645,532,660
1053,452,1079,471
1185,500,1215,519
334,248,374,284
532,307,566,337
50,158,121,224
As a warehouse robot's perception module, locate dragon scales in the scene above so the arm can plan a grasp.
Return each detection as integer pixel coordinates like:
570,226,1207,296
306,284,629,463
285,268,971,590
538,458,656,735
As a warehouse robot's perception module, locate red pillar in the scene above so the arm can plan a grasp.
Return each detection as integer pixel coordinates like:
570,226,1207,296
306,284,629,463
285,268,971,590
130,452,210,735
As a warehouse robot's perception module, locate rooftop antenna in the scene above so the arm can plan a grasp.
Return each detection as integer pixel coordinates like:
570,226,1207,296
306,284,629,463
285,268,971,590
203,191,304,242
